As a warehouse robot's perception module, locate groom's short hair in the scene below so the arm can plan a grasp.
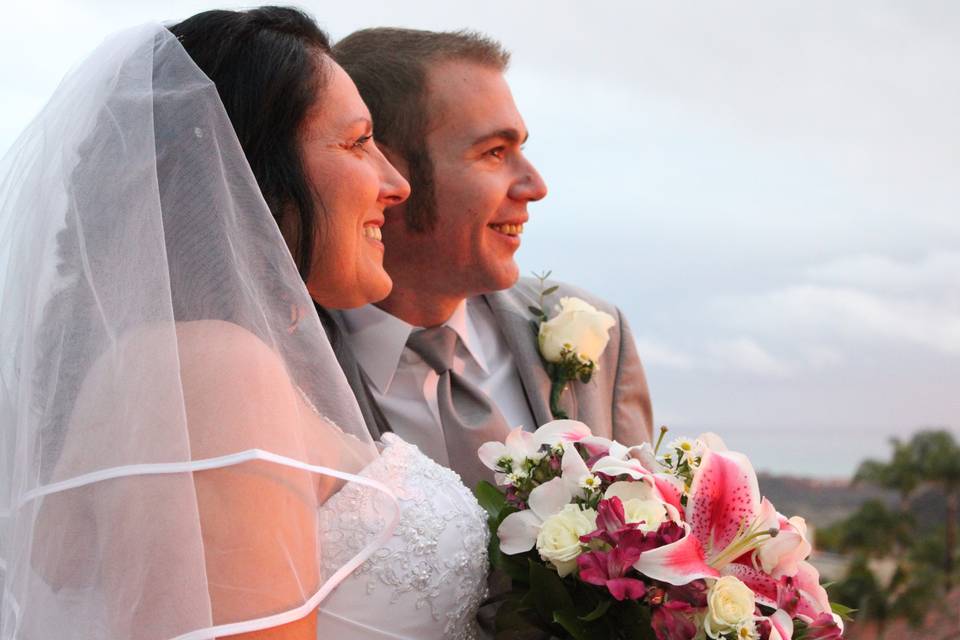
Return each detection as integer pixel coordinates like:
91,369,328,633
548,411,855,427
333,28,510,232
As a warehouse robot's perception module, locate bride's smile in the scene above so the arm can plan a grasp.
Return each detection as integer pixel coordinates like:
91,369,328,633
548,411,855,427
298,61,410,309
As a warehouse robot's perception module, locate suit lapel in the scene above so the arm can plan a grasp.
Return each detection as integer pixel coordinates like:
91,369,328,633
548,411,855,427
315,305,392,439
483,291,575,428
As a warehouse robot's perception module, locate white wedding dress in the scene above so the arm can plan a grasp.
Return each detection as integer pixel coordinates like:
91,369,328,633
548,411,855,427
316,434,490,639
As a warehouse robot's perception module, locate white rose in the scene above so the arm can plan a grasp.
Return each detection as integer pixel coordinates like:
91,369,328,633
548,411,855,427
622,499,668,532
704,576,756,639
535,504,597,576
538,297,616,364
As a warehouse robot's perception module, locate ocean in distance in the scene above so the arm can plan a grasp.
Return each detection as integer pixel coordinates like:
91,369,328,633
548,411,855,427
666,424,959,479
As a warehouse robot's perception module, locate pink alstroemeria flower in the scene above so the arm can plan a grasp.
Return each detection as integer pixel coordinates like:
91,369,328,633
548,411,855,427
650,600,698,640
586,496,637,545
577,545,647,601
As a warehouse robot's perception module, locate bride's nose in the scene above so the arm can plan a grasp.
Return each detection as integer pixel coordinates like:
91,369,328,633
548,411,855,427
375,147,410,207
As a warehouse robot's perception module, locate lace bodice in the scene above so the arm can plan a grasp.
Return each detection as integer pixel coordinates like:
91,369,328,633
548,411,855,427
316,433,490,639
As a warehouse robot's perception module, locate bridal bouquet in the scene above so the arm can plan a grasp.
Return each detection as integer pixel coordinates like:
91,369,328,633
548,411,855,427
475,422,848,640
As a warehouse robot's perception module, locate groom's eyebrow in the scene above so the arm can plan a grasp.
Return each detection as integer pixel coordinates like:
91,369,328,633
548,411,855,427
471,128,529,147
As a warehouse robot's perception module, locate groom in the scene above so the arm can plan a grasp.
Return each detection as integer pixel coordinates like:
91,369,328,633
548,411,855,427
326,28,653,488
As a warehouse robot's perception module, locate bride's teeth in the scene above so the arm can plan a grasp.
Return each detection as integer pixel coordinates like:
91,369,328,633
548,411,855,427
363,225,382,241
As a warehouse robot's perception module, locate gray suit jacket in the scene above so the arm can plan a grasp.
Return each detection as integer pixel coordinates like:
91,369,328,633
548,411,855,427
318,276,654,447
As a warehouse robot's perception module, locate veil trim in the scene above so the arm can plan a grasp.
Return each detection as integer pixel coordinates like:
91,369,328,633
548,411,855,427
2,450,401,639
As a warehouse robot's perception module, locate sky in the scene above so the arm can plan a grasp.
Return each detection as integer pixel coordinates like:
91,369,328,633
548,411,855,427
2,1,958,477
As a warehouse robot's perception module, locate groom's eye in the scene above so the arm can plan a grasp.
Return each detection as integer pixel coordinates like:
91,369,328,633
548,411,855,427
485,146,506,160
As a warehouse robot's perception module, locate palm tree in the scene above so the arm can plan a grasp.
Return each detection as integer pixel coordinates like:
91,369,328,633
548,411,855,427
854,429,960,590
831,499,913,558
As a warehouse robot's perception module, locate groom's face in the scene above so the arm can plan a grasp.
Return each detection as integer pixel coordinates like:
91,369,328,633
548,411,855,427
389,60,547,298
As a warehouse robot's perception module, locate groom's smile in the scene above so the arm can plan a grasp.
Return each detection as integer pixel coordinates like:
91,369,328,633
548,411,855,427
383,59,547,303
349,43,549,325
488,222,525,239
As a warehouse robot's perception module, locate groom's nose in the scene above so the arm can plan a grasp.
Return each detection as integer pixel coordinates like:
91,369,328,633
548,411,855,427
509,154,548,203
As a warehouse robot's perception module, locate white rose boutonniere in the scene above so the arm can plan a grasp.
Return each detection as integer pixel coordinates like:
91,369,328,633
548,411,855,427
529,271,616,419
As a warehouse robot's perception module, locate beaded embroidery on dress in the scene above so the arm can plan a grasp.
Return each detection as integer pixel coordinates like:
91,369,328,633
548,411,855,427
316,433,490,639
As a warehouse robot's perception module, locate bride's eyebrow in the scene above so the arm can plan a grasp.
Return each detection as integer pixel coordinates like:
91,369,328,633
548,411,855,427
343,116,373,133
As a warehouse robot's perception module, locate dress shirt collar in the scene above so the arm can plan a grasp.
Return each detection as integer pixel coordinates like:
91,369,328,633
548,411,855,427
340,299,490,393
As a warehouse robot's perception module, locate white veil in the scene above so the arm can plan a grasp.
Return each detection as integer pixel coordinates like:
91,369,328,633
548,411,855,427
0,24,398,639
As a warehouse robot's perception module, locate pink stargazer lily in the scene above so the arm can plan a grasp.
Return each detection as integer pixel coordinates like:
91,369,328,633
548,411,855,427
589,440,686,519
633,448,771,585
758,513,812,579
631,447,831,630
803,612,844,639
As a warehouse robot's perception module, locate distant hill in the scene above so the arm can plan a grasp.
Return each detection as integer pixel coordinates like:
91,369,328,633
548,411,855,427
756,472,895,528
757,472,950,530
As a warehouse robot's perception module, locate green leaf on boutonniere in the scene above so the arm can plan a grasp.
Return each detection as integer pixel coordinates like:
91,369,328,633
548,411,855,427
549,379,569,420
541,285,559,297
527,305,546,319
529,320,542,341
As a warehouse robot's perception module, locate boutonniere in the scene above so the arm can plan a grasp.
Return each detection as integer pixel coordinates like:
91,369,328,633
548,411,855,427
528,271,616,419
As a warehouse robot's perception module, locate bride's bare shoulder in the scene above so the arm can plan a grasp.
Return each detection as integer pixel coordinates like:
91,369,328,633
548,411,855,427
173,320,284,368
115,319,287,378
113,320,298,433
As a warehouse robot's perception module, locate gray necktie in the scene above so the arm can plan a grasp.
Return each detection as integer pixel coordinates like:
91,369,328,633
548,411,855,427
406,326,510,490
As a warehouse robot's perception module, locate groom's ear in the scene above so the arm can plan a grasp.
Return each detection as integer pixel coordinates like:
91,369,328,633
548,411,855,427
376,141,409,181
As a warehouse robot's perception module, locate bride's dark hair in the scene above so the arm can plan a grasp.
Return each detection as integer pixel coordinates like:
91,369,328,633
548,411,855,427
168,6,332,280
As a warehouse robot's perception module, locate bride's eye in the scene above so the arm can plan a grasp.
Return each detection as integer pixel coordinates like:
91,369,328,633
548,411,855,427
351,134,373,151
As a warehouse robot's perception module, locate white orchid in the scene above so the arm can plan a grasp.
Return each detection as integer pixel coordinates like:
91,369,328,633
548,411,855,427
477,420,592,484
497,448,586,554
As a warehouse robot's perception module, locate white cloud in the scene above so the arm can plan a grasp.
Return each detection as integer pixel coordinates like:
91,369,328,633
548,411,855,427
706,338,792,377
804,251,960,293
723,283,960,356
634,337,695,370
802,345,845,369
635,335,793,376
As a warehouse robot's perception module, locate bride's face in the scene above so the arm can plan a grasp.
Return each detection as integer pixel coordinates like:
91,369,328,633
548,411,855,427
298,58,410,309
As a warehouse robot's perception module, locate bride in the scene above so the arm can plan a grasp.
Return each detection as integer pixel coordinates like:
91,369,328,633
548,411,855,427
0,7,489,639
